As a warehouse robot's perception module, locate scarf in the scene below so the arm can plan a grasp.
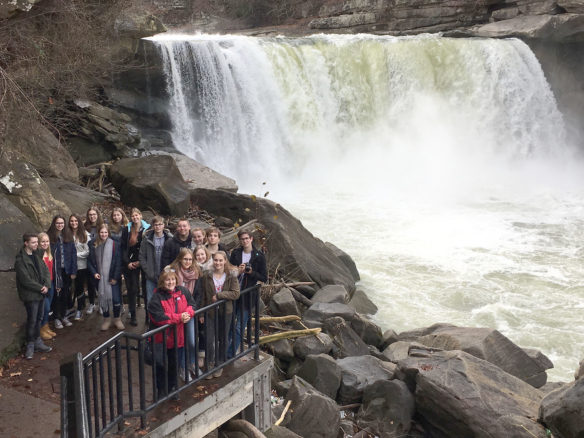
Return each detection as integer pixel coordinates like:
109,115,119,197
96,238,114,314
177,266,198,293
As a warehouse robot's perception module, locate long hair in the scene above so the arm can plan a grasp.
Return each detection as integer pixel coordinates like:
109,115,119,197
170,248,201,277
129,207,143,231
109,207,128,234
69,214,88,243
84,207,104,233
194,244,211,264
212,250,235,273
37,232,53,260
94,224,110,247
47,215,73,244
157,270,179,291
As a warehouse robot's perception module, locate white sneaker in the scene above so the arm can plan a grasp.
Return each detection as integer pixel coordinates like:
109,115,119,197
62,317,73,327
86,304,95,315
178,368,186,382
54,319,63,329
74,311,82,321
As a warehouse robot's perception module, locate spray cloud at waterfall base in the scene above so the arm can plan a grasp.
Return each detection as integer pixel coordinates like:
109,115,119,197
148,33,584,381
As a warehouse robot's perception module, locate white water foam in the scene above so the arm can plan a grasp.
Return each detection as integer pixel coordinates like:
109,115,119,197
149,33,584,380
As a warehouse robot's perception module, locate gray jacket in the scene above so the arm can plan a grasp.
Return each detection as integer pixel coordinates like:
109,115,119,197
139,228,172,283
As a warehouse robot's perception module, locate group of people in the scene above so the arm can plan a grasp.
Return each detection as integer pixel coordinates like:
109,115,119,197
15,207,268,393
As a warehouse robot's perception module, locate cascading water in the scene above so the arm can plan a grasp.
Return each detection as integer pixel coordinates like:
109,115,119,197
149,33,584,380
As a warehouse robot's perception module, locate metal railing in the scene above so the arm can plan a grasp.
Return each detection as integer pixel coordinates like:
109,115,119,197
60,285,261,438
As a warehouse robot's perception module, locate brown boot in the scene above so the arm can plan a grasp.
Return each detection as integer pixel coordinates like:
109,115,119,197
101,317,112,331
113,318,125,330
44,324,57,337
40,324,53,341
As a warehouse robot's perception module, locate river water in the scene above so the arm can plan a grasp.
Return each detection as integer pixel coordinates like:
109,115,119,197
149,33,584,381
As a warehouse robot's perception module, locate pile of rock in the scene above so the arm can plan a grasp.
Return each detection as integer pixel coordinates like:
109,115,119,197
256,284,583,438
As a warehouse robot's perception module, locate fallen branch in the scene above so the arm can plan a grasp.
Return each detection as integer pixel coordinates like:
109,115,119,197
274,400,292,427
252,315,301,324
259,328,321,345
272,281,316,288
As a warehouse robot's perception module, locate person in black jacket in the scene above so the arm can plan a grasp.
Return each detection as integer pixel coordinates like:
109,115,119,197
228,230,267,357
139,216,172,308
160,219,194,269
121,208,150,326
15,233,53,359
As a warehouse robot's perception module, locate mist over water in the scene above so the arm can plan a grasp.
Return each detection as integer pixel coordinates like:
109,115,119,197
150,33,584,380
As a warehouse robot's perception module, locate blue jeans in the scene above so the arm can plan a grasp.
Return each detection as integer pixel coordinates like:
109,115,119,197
179,319,196,369
229,305,250,359
42,285,54,326
24,299,44,343
145,279,156,306
102,284,122,318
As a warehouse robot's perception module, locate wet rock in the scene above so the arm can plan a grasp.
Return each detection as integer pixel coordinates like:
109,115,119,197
286,357,304,379
337,355,397,404
297,353,342,399
348,289,378,315
540,381,568,394
412,324,552,388
311,284,350,304
295,284,317,298
285,376,340,438
293,332,333,359
267,339,295,362
382,341,414,363
575,358,584,380
269,288,300,317
399,349,546,438
275,379,293,397
169,153,238,193
357,379,415,438
304,303,358,327
110,154,190,216
350,315,383,348
264,425,301,438
380,328,399,350
325,242,360,282
323,317,370,359
539,377,584,438
558,0,584,13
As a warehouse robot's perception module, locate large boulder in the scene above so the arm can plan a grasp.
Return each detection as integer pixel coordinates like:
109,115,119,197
168,153,237,193
285,376,340,438
348,289,378,315
398,349,546,438
356,379,415,438
303,303,358,326
293,332,333,359
109,155,190,216
297,354,342,399
409,324,552,388
558,0,584,13
269,288,300,317
539,377,584,438
190,189,357,291
311,284,349,304
44,178,109,215
0,161,70,229
0,195,38,271
576,359,584,380
324,242,360,282
350,315,383,348
323,317,370,359
336,355,397,404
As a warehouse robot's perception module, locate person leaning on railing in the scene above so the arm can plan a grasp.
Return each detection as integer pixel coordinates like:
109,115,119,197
147,270,196,397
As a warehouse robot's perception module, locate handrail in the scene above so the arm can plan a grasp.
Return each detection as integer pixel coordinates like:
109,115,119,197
60,284,261,438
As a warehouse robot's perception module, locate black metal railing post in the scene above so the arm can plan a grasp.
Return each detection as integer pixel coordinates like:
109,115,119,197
60,352,90,438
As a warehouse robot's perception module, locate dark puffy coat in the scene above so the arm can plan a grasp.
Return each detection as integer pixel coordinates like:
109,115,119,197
52,238,77,275
121,221,150,270
148,286,195,349
15,247,51,302
139,228,173,283
229,245,267,289
200,270,240,314
87,238,123,284
160,234,194,269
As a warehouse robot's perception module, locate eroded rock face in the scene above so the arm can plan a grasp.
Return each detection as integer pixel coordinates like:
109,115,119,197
169,153,238,193
474,13,584,41
539,377,584,438
293,332,333,359
399,349,546,438
0,161,70,229
337,355,397,404
109,154,190,216
297,353,342,399
44,178,109,215
0,0,42,19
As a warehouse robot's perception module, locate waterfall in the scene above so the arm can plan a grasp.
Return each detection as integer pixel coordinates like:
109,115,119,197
150,33,568,188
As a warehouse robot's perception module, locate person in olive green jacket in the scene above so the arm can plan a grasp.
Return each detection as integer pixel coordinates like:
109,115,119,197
15,233,53,360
